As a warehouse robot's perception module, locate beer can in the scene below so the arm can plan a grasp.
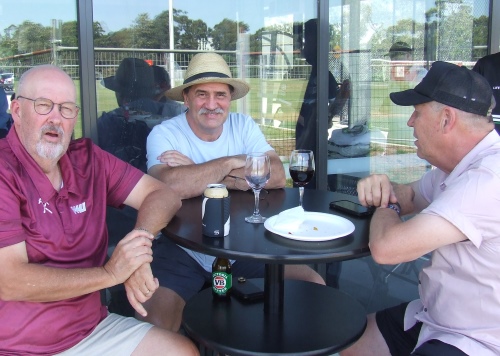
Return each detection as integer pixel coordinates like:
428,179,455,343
202,184,230,237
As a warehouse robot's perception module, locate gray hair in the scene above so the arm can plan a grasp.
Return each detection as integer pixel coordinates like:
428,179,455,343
430,100,494,130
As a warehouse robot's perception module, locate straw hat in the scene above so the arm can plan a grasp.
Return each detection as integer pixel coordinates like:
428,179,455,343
166,52,250,102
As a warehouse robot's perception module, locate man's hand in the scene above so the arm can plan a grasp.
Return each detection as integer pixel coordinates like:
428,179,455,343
103,229,154,285
124,263,159,317
357,174,397,208
157,150,195,167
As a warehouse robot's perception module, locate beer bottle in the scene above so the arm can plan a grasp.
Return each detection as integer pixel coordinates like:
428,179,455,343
212,257,232,299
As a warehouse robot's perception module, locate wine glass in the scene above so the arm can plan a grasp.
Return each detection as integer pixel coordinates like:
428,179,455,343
289,150,315,208
244,153,271,223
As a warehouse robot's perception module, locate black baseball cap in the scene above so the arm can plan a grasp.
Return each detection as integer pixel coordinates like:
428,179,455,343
385,41,413,58
390,61,493,116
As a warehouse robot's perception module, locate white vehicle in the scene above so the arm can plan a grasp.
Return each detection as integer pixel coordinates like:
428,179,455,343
0,73,14,92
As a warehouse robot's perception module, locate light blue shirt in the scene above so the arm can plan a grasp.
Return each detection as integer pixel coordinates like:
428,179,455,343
147,112,273,271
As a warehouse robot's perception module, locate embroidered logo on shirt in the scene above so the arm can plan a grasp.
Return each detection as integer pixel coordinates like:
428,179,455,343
38,198,53,214
71,202,87,214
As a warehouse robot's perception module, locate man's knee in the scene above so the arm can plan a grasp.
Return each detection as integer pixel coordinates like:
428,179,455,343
137,287,186,333
133,326,199,356
340,313,391,356
284,264,326,285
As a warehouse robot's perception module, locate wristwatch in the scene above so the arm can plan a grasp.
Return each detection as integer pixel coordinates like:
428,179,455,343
386,202,401,216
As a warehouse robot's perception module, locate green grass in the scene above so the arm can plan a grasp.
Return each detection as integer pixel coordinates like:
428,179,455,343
83,77,416,152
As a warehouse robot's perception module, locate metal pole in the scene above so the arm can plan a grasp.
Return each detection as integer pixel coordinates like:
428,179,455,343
169,0,175,87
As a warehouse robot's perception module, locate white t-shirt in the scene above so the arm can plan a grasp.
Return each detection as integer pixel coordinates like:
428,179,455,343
147,112,273,271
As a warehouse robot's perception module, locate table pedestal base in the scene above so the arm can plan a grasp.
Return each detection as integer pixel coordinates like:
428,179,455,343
183,280,367,356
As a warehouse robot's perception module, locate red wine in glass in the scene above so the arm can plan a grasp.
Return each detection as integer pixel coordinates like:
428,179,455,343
289,167,315,187
289,150,315,208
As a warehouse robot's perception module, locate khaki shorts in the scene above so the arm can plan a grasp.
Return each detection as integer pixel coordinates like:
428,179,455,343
56,313,153,355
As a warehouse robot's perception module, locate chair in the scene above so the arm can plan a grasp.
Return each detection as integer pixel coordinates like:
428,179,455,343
366,254,430,311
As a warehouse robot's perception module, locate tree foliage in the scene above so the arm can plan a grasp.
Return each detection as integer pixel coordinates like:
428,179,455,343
0,4,490,63
17,21,51,53
211,18,249,51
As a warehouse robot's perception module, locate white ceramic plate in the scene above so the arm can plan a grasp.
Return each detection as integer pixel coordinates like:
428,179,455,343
264,212,355,241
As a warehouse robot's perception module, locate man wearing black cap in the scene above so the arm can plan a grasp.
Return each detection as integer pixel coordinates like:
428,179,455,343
386,41,427,84
384,41,428,145
341,62,500,356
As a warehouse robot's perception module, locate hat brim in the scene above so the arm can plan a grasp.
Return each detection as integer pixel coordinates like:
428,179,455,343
166,77,250,102
102,76,120,92
390,89,433,107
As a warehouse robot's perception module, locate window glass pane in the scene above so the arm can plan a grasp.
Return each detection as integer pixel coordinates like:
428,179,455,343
0,0,80,137
93,0,316,173
327,0,490,190
326,0,491,312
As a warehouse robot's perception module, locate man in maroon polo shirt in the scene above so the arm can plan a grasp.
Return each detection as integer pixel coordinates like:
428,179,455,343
0,65,198,355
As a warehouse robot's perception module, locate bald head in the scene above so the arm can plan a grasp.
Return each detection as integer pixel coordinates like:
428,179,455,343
17,65,76,100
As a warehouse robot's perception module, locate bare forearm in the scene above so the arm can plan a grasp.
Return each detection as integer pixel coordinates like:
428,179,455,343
135,188,182,235
1,264,112,302
267,152,286,189
152,157,243,199
267,163,286,189
368,208,404,264
225,159,284,189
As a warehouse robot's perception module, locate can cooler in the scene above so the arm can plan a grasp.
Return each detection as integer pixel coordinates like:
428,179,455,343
202,195,230,237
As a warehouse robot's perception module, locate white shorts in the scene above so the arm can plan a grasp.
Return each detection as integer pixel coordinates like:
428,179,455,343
55,313,153,355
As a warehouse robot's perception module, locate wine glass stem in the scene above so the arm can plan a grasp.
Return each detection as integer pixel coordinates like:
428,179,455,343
299,186,304,207
253,189,261,216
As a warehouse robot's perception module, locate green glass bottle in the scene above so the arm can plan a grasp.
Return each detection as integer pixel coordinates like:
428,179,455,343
212,257,232,299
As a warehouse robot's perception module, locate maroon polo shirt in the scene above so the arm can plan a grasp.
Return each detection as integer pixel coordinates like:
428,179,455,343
0,129,143,355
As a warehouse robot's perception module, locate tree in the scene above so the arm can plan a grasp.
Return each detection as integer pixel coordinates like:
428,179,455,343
131,13,156,49
472,15,488,60
211,18,249,51
104,29,134,48
150,11,171,49
178,19,209,50
61,21,78,47
370,19,425,58
437,2,474,61
0,25,19,57
17,21,51,53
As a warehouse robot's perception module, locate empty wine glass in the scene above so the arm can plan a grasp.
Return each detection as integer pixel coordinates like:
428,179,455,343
244,153,271,223
289,149,315,208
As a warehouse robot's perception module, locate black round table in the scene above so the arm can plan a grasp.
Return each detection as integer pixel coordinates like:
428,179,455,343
183,279,366,356
162,188,370,355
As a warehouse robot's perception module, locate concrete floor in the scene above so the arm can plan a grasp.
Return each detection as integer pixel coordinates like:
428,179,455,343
325,256,425,356
331,255,424,314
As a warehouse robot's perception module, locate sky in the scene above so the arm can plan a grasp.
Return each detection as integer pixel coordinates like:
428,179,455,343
0,0,488,35
1,0,315,33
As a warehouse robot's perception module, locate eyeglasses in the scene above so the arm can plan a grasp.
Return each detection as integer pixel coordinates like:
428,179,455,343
17,96,80,119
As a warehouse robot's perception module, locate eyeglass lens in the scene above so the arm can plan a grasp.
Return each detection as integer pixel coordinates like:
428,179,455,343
34,98,79,119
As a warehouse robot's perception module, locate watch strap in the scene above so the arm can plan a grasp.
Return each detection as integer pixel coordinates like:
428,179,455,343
386,202,401,216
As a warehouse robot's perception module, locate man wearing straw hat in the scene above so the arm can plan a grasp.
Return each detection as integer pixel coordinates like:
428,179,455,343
137,52,324,332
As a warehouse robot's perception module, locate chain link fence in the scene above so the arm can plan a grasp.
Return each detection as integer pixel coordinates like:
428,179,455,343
0,46,483,182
